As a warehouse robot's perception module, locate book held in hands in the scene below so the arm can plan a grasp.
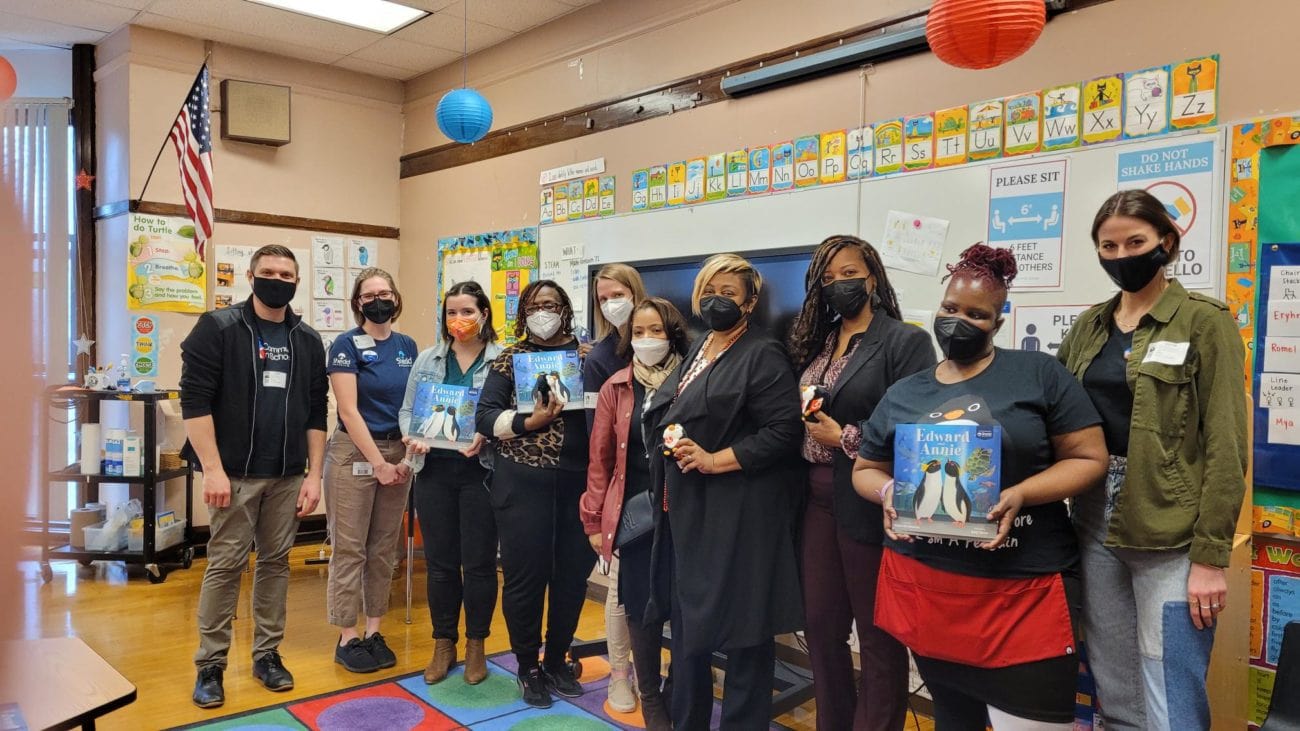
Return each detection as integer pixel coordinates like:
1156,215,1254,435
513,350,584,414
409,377,479,450
892,423,1002,540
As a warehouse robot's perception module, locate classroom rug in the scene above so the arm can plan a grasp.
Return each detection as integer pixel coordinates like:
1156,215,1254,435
170,651,790,730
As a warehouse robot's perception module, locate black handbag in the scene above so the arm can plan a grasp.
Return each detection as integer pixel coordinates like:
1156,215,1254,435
615,489,655,548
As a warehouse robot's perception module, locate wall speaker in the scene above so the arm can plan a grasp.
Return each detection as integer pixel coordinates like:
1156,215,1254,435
219,79,291,147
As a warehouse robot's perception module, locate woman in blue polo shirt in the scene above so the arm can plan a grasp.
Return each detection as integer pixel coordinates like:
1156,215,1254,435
324,268,417,674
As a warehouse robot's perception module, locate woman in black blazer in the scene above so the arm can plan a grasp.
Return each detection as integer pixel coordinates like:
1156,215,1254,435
787,235,936,731
644,253,804,730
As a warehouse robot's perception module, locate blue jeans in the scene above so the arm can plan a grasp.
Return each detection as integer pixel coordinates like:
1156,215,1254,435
1074,456,1215,731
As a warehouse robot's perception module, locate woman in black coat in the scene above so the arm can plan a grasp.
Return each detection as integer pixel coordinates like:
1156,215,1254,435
644,253,804,730
787,235,936,731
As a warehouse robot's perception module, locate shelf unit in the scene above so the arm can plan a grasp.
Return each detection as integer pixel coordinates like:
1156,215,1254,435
40,388,195,583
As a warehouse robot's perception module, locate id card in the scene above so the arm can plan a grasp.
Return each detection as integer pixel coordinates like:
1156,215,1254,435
352,334,376,349
263,371,288,389
1143,341,1190,365
352,462,374,477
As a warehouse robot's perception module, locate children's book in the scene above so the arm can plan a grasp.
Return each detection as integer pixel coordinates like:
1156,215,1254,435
409,378,480,450
513,351,583,414
892,424,1002,540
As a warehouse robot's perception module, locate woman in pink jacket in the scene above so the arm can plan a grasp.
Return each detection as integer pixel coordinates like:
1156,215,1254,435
580,297,689,731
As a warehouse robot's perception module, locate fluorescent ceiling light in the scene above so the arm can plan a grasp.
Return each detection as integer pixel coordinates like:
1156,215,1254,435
246,0,428,34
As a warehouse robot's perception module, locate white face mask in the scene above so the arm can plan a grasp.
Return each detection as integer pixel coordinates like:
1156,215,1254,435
631,337,671,366
526,310,562,340
601,298,633,328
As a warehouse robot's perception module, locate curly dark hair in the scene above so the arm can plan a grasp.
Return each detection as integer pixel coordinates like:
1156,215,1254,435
512,279,575,341
787,235,902,370
617,297,691,361
943,243,1018,291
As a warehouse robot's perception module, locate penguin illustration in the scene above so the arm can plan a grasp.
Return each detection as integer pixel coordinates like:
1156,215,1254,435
442,406,459,442
914,459,944,522
926,395,991,426
549,371,570,405
532,373,551,408
421,404,447,440
941,459,973,526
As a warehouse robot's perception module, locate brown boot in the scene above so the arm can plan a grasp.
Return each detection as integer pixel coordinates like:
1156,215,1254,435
423,639,456,684
463,638,488,685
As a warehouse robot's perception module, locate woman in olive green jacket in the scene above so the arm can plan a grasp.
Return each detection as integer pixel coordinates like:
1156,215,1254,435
1058,189,1248,731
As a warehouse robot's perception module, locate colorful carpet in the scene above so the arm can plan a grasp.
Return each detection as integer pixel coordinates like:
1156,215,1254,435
171,652,789,730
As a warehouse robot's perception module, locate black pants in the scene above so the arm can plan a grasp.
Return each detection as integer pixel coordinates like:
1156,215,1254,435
414,455,498,642
672,639,775,730
490,459,595,669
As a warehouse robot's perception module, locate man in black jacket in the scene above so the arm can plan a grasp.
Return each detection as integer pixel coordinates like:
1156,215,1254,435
181,245,327,708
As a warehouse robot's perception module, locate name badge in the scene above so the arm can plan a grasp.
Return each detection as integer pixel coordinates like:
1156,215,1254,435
352,334,376,349
1143,340,1190,366
263,370,288,389
584,391,600,409
352,462,374,477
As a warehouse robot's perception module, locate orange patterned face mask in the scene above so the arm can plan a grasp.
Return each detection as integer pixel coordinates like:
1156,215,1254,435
447,316,482,341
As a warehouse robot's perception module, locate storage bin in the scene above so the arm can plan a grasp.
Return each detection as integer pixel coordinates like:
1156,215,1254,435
83,522,127,552
128,519,186,552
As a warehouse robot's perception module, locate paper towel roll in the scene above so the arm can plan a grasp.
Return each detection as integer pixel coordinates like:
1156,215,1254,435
80,423,101,475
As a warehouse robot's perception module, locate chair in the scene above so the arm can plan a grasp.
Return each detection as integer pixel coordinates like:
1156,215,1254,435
1262,620,1300,731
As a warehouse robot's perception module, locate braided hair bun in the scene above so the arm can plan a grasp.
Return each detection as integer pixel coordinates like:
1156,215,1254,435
945,243,1018,290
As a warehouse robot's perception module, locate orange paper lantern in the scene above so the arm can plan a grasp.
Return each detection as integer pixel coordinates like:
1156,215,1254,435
926,0,1047,70
0,56,16,102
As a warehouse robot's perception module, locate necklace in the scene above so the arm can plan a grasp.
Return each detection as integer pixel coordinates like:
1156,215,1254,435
677,325,748,397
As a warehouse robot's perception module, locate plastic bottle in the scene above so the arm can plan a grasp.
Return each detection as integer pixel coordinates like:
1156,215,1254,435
116,354,131,391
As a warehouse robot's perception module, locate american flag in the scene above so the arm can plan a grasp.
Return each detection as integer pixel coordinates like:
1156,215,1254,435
169,65,214,258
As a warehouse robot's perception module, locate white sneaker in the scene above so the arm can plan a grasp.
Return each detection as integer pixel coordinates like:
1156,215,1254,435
607,675,637,713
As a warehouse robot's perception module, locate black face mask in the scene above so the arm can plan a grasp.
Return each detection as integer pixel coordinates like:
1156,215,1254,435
933,316,992,362
822,278,871,319
253,277,297,309
1099,245,1170,293
699,295,745,332
361,298,396,324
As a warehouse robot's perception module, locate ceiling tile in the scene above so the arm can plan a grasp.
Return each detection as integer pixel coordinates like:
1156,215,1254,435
332,56,416,81
350,36,459,72
145,0,381,55
0,0,140,32
439,0,576,33
398,0,459,12
392,11,511,53
135,11,344,66
94,0,157,8
0,11,107,46
554,0,601,6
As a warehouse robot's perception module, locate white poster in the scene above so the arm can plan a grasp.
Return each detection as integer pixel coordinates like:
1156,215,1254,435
348,238,378,269
214,244,309,314
880,210,949,276
1116,139,1217,290
1012,305,1090,358
312,300,347,331
987,159,1067,289
313,267,345,300
312,235,344,268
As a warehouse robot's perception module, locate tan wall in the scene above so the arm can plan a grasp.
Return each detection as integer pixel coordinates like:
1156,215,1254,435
399,0,1300,348
94,26,405,525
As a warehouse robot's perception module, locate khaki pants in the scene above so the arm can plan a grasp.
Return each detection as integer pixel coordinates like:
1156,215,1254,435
325,431,409,627
195,474,303,669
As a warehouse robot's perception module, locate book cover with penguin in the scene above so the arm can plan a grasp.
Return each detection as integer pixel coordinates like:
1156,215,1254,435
512,350,584,414
409,378,480,450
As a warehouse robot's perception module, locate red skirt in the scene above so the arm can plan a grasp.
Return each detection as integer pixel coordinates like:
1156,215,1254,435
873,548,1076,668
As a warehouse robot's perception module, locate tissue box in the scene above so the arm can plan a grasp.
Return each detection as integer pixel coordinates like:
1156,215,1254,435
83,521,127,552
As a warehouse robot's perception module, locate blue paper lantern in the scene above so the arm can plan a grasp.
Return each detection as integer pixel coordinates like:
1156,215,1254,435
436,88,493,143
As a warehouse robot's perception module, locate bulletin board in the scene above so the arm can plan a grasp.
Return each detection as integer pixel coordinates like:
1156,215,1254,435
1252,242,1300,492
540,129,1228,360
437,228,539,345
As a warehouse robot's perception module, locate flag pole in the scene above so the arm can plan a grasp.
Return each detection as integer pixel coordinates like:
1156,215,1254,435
135,58,210,206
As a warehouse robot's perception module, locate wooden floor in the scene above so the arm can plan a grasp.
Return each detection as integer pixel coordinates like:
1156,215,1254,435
21,544,934,730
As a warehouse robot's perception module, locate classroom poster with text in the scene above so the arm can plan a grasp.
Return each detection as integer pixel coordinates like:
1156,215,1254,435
987,159,1067,289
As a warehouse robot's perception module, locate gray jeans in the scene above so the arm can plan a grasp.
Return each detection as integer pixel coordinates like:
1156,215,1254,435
195,475,303,669
1074,456,1214,731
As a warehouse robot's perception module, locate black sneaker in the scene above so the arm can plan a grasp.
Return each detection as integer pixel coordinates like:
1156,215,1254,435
335,637,380,673
252,650,295,691
363,632,397,669
192,666,224,708
542,661,584,698
517,666,553,709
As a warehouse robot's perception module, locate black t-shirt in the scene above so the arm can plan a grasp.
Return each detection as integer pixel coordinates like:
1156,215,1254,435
1081,324,1134,456
623,380,652,501
532,340,589,472
861,348,1101,578
248,317,291,476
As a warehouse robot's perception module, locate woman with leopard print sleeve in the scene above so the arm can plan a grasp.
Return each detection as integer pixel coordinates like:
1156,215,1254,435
474,279,596,710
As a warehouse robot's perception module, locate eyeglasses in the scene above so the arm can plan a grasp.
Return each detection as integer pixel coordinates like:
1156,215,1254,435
358,291,395,304
523,302,562,315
